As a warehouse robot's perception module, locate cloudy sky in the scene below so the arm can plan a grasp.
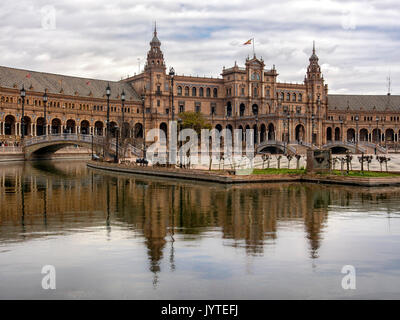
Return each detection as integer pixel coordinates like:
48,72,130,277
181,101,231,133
0,0,399,94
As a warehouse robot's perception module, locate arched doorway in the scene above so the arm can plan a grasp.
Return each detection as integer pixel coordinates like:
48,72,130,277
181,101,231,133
122,122,130,139
23,116,31,136
80,120,90,135
215,124,223,132
252,104,258,115
347,128,355,142
372,128,381,143
334,127,341,141
95,121,104,136
239,104,245,117
326,127,332,142
110,121,118,138
134,123,143,138
295,124,305,142
260,124,266,142
253,124,258,144
4,115,15,135
267,123,275,141
66,119,76,133
360,128,368,142
51,118,61,134
160,122,168,139
36,117,45,136
386,128,394,142
226,102,232,117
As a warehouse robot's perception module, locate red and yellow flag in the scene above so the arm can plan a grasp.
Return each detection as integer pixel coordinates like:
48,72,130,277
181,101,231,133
243,39,252,45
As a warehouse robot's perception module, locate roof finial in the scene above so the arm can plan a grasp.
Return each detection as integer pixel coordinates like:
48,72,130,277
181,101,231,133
154,21,157,36
313,40,315,54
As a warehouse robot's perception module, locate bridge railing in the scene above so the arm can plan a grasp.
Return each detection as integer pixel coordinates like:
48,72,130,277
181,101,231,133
24,134,104,146
0,146,23,153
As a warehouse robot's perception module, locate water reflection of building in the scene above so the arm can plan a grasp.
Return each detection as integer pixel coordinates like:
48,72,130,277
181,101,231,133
2,162,400,283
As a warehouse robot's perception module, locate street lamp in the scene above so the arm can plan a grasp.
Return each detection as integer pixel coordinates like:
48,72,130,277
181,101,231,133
169,67,175,121
20,86,26,140
106,83,111,137
355,115,359,148
43,92,48,136
141,94,146,161
114,126,120,163
121,90,126,140
287,114,290,146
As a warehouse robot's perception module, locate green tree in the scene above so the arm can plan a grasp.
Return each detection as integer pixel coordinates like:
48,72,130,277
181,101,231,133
178,111,212,135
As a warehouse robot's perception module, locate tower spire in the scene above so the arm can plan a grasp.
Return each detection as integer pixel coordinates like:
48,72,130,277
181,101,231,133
154,21,157,36
313,41,315,54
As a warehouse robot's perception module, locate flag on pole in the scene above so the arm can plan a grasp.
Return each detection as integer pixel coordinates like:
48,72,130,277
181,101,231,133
243,39,252,45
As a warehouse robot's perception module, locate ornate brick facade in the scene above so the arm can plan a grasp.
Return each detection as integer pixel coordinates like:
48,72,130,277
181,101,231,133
1,27,399,154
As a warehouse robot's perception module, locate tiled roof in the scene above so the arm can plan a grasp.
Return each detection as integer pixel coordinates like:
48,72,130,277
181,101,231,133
328,94,400,112
0,66,140,102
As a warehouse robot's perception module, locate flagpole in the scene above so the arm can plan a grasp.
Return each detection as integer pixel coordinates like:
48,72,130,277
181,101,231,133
253,38,255,57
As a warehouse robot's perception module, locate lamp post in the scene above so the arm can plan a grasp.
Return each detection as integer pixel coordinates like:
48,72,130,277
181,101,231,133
43,92,48,136
121,90,125,140
283,118,287,154
287,114,290,146
141,94,146,160
106,83,111,137
355,115,359,150
20,86,26,140
115,127,119,163
169,67,175,121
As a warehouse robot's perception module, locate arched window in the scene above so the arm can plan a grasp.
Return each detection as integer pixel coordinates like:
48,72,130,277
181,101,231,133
280,92,284,101
298,93,303,102
177,86,182,96
206,88,211,97
192,87,197,96
292,93,296,102
286,93,290,101
185,86,189,96
199,87,204,97
213,88,218,98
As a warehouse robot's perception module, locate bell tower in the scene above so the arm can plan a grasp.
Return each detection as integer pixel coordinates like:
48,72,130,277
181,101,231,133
304,42,328,145
144,23,166,73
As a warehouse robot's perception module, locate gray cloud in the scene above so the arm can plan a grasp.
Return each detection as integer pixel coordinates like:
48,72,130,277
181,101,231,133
0,0,399,94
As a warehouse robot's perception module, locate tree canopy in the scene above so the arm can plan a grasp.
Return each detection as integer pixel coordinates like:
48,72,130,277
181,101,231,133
178,111,212,135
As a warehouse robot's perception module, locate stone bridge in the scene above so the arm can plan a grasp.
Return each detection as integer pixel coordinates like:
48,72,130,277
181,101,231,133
321,141,387,154
256,140,298,155
23,134,142,159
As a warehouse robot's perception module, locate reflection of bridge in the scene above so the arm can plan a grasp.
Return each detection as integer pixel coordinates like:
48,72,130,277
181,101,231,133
23,134,142,159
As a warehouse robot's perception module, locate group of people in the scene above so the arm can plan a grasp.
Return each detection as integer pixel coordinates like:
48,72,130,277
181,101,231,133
0,141,20,147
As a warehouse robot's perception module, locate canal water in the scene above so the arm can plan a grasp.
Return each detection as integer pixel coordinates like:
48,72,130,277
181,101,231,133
0,161,400,299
